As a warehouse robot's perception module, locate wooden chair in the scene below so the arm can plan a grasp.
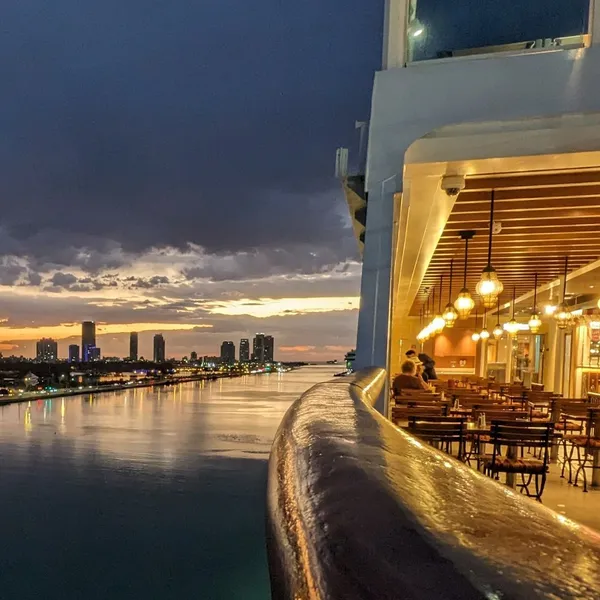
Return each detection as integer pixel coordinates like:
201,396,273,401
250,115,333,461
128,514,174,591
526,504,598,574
479,421,554,501
407,416,467,460
562,408,600,490
391,405,446,425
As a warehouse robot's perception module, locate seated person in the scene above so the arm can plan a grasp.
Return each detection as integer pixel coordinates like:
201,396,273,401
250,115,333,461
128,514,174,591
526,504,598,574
392,359,430,396
405,349,431,382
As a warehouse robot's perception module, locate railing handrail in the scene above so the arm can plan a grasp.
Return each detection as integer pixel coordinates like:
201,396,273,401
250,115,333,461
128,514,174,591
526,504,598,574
266,368,600,599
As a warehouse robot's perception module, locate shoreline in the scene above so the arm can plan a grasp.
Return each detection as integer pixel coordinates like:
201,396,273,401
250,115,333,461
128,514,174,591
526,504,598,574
0,372,246,407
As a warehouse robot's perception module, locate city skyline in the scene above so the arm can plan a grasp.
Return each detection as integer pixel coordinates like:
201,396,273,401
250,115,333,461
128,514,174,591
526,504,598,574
0,0,375,362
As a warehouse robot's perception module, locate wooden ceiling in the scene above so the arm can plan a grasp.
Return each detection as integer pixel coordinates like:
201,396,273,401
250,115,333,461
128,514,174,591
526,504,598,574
412,169,600,314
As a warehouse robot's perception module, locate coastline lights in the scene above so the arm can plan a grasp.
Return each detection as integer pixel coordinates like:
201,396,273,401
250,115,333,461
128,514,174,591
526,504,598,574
554,256,572,330
454,230,476,319
493,297,503,339
431,276,446,335
476,190,504,308
528,272,542,334
443,259,459,328
471,310,481,342
505,287,520,338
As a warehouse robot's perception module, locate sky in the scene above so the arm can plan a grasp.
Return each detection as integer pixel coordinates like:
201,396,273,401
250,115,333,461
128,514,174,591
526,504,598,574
0,1,383,361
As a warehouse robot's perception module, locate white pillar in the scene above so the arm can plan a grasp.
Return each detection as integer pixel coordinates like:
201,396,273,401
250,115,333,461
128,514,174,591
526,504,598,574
382,0,408,69
354,177,398,414
589,0,600,46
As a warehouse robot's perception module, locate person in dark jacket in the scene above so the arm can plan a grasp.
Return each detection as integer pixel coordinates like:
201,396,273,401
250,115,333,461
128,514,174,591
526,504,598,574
418,352,438,381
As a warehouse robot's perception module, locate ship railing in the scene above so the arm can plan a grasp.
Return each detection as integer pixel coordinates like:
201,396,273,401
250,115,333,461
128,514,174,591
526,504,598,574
266,367,600,599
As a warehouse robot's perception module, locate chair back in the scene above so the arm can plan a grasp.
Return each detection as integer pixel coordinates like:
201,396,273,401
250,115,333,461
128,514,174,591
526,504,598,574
407,416,467,459
391,405,446,423
490,420,554,447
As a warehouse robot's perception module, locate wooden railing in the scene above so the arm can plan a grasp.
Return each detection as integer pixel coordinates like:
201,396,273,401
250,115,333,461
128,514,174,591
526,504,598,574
266,368,600,599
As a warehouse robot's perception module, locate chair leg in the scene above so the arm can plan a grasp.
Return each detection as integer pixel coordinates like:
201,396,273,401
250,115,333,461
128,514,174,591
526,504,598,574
567,443,577,484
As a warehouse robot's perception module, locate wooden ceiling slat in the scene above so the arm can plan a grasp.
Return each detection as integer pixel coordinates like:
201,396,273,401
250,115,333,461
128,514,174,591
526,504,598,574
440,228,600,239
457,188,600,204
463,170,600,191
452,197,600,213
448,208,600,224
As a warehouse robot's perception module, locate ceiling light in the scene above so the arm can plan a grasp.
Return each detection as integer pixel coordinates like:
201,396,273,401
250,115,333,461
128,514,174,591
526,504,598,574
476,190,503,308
454,231,476,319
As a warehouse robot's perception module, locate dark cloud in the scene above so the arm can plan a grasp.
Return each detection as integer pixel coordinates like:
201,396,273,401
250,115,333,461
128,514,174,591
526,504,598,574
0,0,381,266
50,272,78,287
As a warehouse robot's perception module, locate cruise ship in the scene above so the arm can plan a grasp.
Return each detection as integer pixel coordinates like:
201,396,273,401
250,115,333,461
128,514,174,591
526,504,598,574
267,3,600,598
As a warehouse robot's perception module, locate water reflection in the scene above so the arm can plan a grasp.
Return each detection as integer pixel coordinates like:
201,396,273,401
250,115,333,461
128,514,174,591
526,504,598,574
0,366,336,600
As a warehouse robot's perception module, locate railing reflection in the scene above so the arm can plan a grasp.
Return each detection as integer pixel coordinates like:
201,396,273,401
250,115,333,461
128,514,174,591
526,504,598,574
407,0,590,62
266,367,600,599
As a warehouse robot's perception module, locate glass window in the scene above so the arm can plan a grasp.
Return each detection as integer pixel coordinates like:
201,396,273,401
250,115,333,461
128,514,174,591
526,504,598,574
408,0,590,62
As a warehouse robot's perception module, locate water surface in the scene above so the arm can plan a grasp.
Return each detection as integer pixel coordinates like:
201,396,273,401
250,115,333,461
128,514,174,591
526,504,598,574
0,366,337,599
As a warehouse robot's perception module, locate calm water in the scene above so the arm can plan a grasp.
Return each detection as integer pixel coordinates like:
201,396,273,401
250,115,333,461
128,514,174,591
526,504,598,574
0,366,337,599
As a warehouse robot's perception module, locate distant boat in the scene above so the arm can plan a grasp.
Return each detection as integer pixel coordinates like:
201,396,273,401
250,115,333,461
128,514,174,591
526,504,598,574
326,360,338,364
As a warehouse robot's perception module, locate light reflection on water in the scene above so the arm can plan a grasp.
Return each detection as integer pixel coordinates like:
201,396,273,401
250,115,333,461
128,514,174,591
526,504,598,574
0,366,337,599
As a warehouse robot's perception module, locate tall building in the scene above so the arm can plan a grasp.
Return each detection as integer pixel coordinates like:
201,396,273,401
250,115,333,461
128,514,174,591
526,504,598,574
81,321,96,362
153,334,165,363
36,338,58,362
190,351,198,362
220,341,235,364
90,347,101,361
252,333,265,362
239,338,250,362
68,344,80,363
129,332,138,361
264,335,274,362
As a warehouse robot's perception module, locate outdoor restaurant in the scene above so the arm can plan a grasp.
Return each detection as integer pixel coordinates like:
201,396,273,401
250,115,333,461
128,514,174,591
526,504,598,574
388,169,600,523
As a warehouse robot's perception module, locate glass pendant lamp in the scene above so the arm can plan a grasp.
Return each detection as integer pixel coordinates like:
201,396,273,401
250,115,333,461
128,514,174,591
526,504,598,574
476,190,503,308
454,231,476,319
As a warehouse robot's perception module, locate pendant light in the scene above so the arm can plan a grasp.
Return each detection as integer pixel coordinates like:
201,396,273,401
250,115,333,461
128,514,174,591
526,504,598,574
443,259,459,327
528,272,542,333
505,287,520,338
545,284,558,315
454,230,476,319
493,297,504,339
471,309,481,342
476,190,504,308
554,257,572,330
480,310,490,340
432,276,446,334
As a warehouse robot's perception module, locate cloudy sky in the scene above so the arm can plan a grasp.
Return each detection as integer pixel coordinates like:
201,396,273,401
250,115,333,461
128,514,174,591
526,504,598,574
0,1,383,360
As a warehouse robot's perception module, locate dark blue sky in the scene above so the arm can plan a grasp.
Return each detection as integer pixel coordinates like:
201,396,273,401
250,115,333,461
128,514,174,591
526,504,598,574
1,0,382,261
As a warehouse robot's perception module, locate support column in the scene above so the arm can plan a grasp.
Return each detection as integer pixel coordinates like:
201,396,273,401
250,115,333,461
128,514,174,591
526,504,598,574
354,177,398,415
544,321,559,393
589,0,600,46
382,0,408,69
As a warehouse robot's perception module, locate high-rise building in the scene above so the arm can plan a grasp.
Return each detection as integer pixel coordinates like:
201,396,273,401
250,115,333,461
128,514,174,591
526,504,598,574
252,333,265,362
90,347,101,361
82,321,96,362
220,341,235,364
153,334,165,363
36,338,58,362
239,338,250,362
68,344,80,363
190,351,198,362
129,332,138,361
264,335,275,363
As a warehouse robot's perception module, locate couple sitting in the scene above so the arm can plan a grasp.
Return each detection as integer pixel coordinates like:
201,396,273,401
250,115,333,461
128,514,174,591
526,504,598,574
392,349,437,395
